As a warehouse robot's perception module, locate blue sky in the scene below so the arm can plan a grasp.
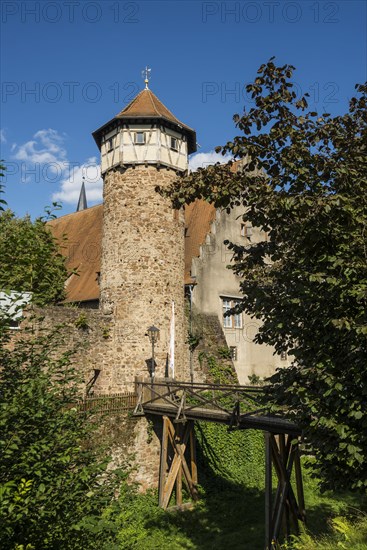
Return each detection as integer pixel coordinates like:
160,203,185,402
1,0,366,218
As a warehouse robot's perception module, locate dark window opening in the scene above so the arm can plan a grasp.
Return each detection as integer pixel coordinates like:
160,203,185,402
135,132,145,144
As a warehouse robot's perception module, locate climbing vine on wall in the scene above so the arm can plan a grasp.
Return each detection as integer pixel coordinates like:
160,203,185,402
195,353,265,489
198,351,238,385
196,422,265,489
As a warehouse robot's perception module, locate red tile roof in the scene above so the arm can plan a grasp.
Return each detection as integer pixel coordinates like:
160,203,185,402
116,89,195,133
184,200,216,284
92,88,197,154
48,200,215,302
47,205,102,302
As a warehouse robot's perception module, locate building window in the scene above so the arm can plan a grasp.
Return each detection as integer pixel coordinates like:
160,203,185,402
7,319,20,330
106,137,113,151
230,346,237,361
241,223,253,238
170,137,178,151
281,351,288,361
234,311,242,329
222,298,242,329
222,299,232,328
135,132,145,144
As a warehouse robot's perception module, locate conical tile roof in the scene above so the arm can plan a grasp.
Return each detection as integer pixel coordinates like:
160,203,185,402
93,88,196,153
116,89,193,131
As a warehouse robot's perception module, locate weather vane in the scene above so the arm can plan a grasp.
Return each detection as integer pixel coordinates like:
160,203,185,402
142,66,151,89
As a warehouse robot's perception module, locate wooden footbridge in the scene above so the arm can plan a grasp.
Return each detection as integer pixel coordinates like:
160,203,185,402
133,378,306,550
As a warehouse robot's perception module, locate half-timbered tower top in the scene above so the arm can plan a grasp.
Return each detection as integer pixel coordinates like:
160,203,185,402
92,86,196,175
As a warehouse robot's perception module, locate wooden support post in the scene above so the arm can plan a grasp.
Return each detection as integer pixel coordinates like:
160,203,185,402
175,424,183,506
176,463,183,506
159,416,169,508
272,436,292,541
265,432,305,548
279,434,290,538
294,442,306,524
190,424,198,485
265,432,272,550
158,416,198,510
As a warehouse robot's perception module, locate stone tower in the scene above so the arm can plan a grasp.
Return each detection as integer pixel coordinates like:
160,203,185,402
92,81,196,384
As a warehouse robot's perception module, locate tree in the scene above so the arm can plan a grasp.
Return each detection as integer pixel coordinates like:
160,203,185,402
163,60,367,491
0,320,121,549
0,162,6,211
0,209,67,306
0,167,121,549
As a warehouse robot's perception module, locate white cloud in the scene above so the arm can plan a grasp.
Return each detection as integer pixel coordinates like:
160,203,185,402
52,157,103,205
189,150,232,172
13,128,67,169
0,129,6,144
11,129,102,205
11,135,231,206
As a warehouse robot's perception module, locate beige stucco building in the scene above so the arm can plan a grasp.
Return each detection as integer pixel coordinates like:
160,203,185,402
185,201,291,383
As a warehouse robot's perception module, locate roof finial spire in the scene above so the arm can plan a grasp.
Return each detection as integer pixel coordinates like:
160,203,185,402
77,174,88,212
142,66,151,89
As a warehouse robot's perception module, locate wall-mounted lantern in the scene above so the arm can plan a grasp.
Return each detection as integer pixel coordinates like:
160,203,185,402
147,325,159,380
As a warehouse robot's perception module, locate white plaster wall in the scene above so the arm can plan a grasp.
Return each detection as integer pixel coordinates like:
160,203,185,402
191,206,291,384
100,124,188,173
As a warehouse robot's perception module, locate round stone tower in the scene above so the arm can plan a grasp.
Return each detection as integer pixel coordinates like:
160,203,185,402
92,81,196,384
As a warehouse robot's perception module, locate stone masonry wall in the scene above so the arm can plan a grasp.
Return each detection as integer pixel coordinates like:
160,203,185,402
22,304,234,491
28,305,163,491
100,165,189,387
22,164,191,492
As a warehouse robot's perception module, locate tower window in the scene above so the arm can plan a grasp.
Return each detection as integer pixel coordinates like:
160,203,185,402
170,137,178,151
106,138,113,151
135,132,145,144
7,319,20,330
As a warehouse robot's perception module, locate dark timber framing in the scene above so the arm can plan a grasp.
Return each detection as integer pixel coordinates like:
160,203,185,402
264,433,306,549
134,378,305,549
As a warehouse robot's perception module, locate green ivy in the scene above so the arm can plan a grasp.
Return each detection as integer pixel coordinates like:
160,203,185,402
146,420,154,444
198,352,237,385
195,349,265,489
186,331,201,353
196,422,265,489
75,313,89,330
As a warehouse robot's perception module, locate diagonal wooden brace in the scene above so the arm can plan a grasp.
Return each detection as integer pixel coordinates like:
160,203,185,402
159,416,198,509
265,432,305,550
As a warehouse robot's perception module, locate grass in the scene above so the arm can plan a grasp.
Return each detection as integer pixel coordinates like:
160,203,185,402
103,427,366,549
280,515,367,549
107,470,366,550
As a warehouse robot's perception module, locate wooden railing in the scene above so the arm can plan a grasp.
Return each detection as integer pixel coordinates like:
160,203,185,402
81,391,137,413
134,377,265,422
134,377,301,435
135,378,304,546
